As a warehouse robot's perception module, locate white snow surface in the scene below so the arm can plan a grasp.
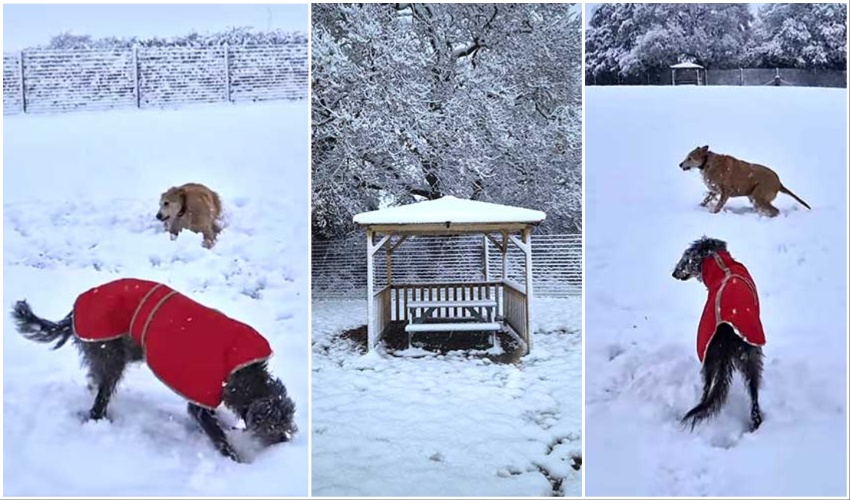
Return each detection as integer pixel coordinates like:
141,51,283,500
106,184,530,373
2,102,309,496
670,62,704,69
353,195,547,225
585,86,847,496
311,297,582,497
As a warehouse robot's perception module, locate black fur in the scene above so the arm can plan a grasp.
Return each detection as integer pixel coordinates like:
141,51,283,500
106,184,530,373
672,236,727,282
11,299,296,462
672,237,765,432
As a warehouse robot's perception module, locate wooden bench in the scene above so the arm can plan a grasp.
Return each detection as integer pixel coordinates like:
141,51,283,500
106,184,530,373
405,299,501,346
405,322,502,333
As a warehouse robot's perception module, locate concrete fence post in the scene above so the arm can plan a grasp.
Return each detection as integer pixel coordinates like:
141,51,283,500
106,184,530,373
224,43,231,103
132,45,141,108
19,51,26,113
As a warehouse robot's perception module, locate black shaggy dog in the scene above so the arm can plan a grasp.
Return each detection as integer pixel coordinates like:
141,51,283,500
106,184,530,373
11,293,297,463
672,237,766,432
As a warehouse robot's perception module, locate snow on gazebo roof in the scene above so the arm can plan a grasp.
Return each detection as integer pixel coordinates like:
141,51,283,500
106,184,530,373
670,61,703,69
353,195,546,226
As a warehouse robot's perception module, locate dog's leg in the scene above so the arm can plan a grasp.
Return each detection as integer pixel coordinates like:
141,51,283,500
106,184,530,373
700,191,717,207
756,201,780,218
80,339,128,421
751,185,781,217
168,220,181,241
737,346,764,431
712,191,730,214
202,229,216,249
187,403,243,463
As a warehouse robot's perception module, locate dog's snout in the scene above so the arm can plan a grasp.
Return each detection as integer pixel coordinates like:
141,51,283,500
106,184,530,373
155,212,164,221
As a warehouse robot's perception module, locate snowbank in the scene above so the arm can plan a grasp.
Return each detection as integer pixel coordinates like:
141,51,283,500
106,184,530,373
311,297,582,496
585,85,847,496
353,195,546,225
3,101,309,496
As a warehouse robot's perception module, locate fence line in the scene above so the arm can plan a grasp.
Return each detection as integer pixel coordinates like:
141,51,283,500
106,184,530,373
312,233,582,300
586,67,847,88
3,43,308,115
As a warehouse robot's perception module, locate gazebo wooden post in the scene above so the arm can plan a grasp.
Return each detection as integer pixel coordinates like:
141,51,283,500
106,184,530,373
386,237,393,287
523,226,534,352
365,230,390,348
365,229,376,348
483,234,490,281
500,230,508,280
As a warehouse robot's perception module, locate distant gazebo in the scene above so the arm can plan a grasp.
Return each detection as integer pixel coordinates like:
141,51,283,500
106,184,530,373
671,61,705,86
353,196,546,355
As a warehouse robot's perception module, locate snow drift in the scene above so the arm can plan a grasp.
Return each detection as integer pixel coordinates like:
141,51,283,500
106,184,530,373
311,298,583,497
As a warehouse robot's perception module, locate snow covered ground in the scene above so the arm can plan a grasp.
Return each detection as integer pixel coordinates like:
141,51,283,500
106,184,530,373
311,297,582,497
585,86,847,497
2,102,309,496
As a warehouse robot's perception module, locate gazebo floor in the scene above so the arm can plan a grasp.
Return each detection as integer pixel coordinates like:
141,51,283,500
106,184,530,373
339,321,525,364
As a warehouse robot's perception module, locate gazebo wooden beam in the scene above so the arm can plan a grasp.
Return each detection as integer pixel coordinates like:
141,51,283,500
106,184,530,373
363,222,534,235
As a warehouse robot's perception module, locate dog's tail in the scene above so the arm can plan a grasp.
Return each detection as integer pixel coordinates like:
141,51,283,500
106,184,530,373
681,326,738,430
779,183,811,210
11,300,74,350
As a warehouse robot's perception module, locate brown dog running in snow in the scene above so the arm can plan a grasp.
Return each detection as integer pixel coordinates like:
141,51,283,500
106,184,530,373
156,183,223,248
678,145,811,217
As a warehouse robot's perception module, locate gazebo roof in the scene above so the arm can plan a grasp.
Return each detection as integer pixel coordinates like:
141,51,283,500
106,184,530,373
353,196,546,229
670,62,703,69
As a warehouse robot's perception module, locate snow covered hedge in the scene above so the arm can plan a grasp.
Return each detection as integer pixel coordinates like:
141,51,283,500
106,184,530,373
3,43,307,114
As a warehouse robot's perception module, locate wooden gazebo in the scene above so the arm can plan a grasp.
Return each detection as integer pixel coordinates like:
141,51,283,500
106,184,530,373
353,196,546,355
671,61,705,86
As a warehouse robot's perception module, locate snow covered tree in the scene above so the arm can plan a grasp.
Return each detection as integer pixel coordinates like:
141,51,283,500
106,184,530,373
748,3,847,70
586,3,753,81
312,3,582,239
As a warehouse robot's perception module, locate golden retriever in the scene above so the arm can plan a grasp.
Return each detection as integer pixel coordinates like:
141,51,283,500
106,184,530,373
156,183,222,248
679,145,811,217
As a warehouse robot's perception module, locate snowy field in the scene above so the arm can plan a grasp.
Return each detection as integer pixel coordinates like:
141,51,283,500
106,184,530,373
2,102,309,496
311,297,582,497
585,86,847,497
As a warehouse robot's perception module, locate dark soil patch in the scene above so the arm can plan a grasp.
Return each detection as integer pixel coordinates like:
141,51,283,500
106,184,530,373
336,323,524,364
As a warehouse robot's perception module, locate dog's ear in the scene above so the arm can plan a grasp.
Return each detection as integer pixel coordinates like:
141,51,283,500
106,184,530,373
177,189,188,217
701,145,709,152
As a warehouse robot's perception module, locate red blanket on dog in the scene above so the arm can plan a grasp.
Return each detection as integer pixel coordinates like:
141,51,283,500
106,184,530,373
697,251,766,362
72,278,272,408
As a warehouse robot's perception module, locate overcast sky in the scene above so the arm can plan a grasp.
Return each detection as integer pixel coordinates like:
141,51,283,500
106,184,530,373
2,3,308,51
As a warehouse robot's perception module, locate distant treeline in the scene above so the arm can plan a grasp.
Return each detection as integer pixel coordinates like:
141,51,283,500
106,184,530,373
586,3,847,83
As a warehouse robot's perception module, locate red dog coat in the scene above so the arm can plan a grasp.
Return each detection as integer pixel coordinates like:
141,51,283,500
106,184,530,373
72,278,272,409
697,251,766,362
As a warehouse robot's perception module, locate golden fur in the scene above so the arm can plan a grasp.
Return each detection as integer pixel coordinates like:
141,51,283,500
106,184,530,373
156,183,222,248
679,145,811,217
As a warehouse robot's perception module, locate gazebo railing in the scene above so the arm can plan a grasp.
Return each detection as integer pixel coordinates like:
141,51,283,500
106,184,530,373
502,280,529,344
369,280,530,348
388,281,501,322
373,285,393,337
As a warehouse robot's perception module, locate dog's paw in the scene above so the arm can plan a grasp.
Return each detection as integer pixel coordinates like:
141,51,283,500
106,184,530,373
218,442,245,463
77,410,112,424
750,412,763,432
